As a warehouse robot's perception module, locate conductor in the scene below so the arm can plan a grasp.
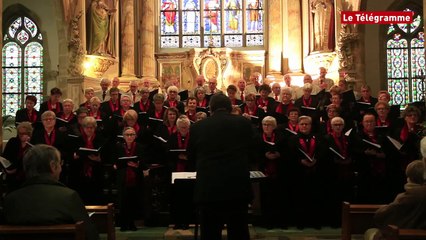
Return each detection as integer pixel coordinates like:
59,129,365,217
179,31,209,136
188,93,254,240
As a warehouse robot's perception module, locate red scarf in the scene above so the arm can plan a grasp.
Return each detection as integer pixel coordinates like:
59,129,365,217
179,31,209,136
332,132,348,158
48,100,61,114
288,123,299,132
400,124,410,143
27,109,37,123
168,100,177,108
186,111,197,122
263,132,277,177
176,132,189,172
377,119,390,127
244,104,258,116
299,136,316,158
326,120,332,134
83,133,96,178
167,125,177,135
257,98,268,108
155,110,163,119
44,129,56,146
198,98,207,107
59,113,75,122
363,129,377,143
240,92,245,102
263,132,275,143
125,142,137,186
89,111,101,119
303,96,312,107
108,100,119,112
275,102,294,115
139,100,150,112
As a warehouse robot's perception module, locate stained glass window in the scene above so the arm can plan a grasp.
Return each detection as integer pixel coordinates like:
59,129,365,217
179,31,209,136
386,8,425,107
160,0,264,48
2,16,43,116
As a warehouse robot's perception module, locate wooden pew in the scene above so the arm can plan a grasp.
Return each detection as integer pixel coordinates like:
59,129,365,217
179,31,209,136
341,201,384,240
381,225,426,240
0,221,85,240
85,203,115,240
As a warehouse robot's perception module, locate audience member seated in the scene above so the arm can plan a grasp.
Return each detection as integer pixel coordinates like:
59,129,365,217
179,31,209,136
3,144,99,240
94,78,111,102
364,159,426,240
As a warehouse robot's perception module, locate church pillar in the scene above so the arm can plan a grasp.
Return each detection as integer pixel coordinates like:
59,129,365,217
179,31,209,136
121,0,136,77
283,0,302,73
267,0,283,75
140,0,156,79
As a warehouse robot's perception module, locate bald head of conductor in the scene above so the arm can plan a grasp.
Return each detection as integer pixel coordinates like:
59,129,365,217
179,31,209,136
23,144,63,181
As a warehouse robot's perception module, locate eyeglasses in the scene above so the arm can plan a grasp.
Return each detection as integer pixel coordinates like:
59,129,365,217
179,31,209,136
42,118,55,121
124,133,136,137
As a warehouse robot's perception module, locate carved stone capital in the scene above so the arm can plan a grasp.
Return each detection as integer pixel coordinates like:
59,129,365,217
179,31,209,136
83,55,117,78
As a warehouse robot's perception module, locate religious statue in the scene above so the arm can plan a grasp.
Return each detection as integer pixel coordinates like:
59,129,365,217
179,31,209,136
247,0,261,32
205,0,220,33
226,0,241,32
311,0,335,52
162,0,177,33
88,0,116,56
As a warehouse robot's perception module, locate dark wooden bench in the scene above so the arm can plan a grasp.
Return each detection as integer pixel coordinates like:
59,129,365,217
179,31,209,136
86,203,115,240
0,221,85,240
381,225,426,240
341,201,384,240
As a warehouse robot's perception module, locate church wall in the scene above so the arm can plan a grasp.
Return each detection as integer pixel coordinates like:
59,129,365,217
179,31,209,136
363,0,394,97
3,0,66,97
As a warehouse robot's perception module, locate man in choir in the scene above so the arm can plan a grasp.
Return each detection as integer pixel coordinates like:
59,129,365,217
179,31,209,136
250,72,262,92
194,74,209,92
338,79,348,92
94,78,111,102
303,74,320,95
80,87,95,110
207,77,223,95
313,67,334,91
3,144,99,240
283,74,302,100
15,95,40,126
133,87,153,127
270,83,281,102
127,80,141,105
185,97,197,122
164,86,185,114
188,93,253,240
356,85,378,120
236,79,249,101
39,87,63,115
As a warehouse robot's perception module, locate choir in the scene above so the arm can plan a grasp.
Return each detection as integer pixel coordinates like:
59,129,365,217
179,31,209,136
2,75,425,230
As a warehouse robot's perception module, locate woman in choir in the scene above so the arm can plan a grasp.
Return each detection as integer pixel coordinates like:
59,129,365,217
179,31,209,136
375,101,392,127
256,84,276,115
113,94,133,133
195,111,207,122
15,95,40,126
114,127,148,231
389,105,423,194
227,84,243,106
121,109,150,146
147,93,166,132
274,87,294,126
194,87,208,110
283,108,300,137
164,86,185,114
319,104,340,135
295,83,320,130
257,116,287,229
69,107,89,137
167,115,192,229
79,87,95,111
185,97,197,123
71,116,106,204
352,113,391,204
323,117,354,227
39,87,63,114
242,93,265,129
288,115,324,229
2,122,33,191
155,107,179,141
133,87,153,128
56,99,77,133
88,97,105,135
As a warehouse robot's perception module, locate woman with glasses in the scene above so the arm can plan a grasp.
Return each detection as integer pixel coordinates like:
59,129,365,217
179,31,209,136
274,87,295,126
323,116,354,227
114,127,148,232
164,86,185,114
70,116,106,205
56,99,77,133
2,122,33,191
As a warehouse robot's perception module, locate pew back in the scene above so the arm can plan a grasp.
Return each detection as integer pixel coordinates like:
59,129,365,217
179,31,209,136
0,221,85,240
381,225,426,240
341,201,384,240
86,203,115,240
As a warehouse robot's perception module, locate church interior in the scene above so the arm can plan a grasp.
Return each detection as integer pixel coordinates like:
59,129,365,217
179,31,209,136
0,0,426,239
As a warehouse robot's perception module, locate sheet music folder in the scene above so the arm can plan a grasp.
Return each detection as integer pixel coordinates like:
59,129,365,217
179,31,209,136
171,171,267,183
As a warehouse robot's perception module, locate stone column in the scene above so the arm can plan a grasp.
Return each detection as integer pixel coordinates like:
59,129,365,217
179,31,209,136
140,0,156,78
121,0,136,77
267,0,283,75
283,0,302,73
